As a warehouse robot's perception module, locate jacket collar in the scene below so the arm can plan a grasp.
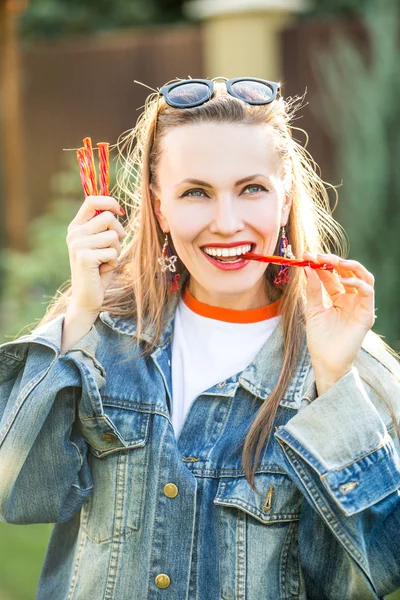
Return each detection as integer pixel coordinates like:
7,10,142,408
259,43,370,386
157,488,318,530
99,288,181,346
99,288,312,406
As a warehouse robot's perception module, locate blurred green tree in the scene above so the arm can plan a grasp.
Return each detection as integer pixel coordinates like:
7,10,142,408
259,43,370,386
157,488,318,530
0,148,122,342
310,0,400,351
299,0,399,21
18,0,186,40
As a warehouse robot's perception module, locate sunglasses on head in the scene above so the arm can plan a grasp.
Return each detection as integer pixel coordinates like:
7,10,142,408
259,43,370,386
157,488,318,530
158,76,281,108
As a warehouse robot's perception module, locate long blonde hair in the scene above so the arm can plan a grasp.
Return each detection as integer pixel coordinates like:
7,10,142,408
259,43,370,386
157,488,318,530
38,78,400,491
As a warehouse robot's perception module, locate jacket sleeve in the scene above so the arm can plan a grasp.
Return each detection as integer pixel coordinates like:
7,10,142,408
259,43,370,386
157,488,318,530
274,335,400,597
0,314,106,525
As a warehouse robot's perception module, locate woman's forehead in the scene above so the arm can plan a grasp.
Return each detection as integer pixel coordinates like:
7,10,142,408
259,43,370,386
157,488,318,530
158,123,281,182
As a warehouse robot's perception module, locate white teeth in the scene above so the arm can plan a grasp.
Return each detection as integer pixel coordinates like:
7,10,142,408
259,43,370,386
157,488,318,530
203,244,252,257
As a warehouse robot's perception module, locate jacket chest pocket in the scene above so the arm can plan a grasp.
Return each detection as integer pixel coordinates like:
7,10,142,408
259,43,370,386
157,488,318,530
79,406,151,545
213,471,305,600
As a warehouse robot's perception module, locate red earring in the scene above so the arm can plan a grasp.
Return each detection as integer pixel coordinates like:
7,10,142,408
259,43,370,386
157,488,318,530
273,226,295,286
157,233,181,294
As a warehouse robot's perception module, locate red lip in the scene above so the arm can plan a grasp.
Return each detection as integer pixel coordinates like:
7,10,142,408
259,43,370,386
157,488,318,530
200,241,256,249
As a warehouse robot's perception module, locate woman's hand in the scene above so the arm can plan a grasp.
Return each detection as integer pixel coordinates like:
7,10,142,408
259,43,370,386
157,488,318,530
302,251,376,394
66,196,126,316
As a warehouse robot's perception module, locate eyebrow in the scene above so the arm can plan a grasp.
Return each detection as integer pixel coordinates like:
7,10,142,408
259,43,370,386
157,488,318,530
175,174,272,188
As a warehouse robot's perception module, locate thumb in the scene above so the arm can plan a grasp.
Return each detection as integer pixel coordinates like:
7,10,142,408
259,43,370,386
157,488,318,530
304,266,323,310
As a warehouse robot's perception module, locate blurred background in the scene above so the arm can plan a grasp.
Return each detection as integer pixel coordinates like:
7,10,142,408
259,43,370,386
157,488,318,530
0,0,399,598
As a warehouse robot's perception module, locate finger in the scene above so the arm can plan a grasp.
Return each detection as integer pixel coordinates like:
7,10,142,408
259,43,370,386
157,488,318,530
306,252,357,285
313,253,374,286
313,267,345,296
84,211,126,240
336,258,375,287
87,230,122,253
339,277,374,296
70,196,124,228
68,231,122,259
303,251,341,270
303,265,325,309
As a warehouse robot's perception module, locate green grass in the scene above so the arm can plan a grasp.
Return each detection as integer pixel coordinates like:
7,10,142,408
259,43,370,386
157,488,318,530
0,522,52,600
0,521,399,599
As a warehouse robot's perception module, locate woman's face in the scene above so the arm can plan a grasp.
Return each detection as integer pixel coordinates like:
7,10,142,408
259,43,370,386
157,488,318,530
152,122,292,309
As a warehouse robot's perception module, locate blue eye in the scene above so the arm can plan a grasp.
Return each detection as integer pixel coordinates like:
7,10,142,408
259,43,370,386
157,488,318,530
243,184,268,194
180,184,268,198
181,188,207,198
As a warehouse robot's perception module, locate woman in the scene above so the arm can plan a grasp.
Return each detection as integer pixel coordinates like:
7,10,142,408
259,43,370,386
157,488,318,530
0,77,399,600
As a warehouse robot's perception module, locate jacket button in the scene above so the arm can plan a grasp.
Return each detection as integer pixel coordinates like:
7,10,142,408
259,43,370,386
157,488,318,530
102,432,117,441
163,483,178,498
155,573,170,588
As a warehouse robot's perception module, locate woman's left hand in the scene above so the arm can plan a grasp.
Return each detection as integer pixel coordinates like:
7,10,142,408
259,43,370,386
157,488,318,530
302,252,376,389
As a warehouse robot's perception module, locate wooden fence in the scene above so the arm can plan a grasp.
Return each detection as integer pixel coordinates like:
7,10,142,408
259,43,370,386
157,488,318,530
1,22,204,248
1,15,373,249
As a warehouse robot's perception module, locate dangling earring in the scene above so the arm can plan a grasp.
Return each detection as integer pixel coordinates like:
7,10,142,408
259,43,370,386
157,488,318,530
273,226,295,287
157,233,181,294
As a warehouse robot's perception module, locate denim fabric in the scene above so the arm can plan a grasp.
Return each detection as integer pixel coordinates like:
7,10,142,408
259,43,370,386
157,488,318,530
0,290,399,600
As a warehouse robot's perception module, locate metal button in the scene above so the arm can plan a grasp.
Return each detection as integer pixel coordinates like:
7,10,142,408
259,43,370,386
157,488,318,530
163,483,178,498
155,573,170,588
339,481,358,495
102,432,118,441
216,380,226,389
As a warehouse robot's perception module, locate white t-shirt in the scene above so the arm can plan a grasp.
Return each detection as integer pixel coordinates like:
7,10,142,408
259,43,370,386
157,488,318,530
171,286,281,439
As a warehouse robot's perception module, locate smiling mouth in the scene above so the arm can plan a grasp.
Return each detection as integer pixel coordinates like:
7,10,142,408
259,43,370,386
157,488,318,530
201,243,256,262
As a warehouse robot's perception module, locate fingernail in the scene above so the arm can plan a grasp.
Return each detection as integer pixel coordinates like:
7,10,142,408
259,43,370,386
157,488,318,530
119,206,125,215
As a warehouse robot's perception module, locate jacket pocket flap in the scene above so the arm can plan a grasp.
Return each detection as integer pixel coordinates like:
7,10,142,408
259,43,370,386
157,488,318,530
213,471,302,524
80,406,150,457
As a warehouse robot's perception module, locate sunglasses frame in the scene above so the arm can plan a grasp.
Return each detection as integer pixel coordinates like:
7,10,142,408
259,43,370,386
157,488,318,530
159,77,281,108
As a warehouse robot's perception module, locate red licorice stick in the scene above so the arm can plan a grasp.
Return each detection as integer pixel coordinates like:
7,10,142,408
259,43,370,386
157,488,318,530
242,251,335,271
97,142,110,196
76,147,93,198
76,137,111,217
83,137,98,196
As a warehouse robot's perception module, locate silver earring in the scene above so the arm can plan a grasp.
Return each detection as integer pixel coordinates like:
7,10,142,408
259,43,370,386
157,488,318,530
158,233,178,272
281,226,295,259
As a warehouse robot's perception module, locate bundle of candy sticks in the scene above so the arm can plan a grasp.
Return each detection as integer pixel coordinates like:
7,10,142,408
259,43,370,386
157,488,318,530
76,137,110,216
75,136,333,272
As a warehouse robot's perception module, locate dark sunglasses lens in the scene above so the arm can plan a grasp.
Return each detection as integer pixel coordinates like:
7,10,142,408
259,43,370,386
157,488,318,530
231,80,275,102
167,83,210,106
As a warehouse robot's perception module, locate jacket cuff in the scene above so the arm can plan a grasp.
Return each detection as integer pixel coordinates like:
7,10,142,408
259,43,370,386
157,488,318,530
0,314,104,377
275,366,400,515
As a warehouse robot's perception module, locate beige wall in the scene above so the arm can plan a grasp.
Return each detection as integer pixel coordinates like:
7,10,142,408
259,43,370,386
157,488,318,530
202,10,296,81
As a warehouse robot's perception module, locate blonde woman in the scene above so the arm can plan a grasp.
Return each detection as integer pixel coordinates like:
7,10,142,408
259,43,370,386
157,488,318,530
0,77,399,600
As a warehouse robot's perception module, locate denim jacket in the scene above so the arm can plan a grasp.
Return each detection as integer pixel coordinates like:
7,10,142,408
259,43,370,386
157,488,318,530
0,290,400,600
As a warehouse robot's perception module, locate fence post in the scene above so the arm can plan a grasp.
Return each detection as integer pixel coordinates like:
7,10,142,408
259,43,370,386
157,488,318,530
183,0,310,81
0,0,29,252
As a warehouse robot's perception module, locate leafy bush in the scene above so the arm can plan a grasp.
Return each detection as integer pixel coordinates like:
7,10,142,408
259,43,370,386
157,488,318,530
18,0,186,41
0,151,117,342
310,0,400,351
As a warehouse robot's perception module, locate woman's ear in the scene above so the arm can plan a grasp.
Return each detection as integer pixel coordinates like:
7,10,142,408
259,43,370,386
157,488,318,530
149,184,170,233
280,191,292,227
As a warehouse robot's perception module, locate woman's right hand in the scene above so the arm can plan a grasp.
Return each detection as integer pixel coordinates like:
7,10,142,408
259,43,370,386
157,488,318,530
66,196,126,316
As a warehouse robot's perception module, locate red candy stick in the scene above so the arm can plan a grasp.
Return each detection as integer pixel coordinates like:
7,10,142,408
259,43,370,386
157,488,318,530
242,251,334,271
76,147,93,198
76,137,113,217
97,142,110,196
83,137,98,196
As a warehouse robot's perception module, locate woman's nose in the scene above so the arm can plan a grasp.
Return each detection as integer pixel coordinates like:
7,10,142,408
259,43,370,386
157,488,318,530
209,196,245,235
